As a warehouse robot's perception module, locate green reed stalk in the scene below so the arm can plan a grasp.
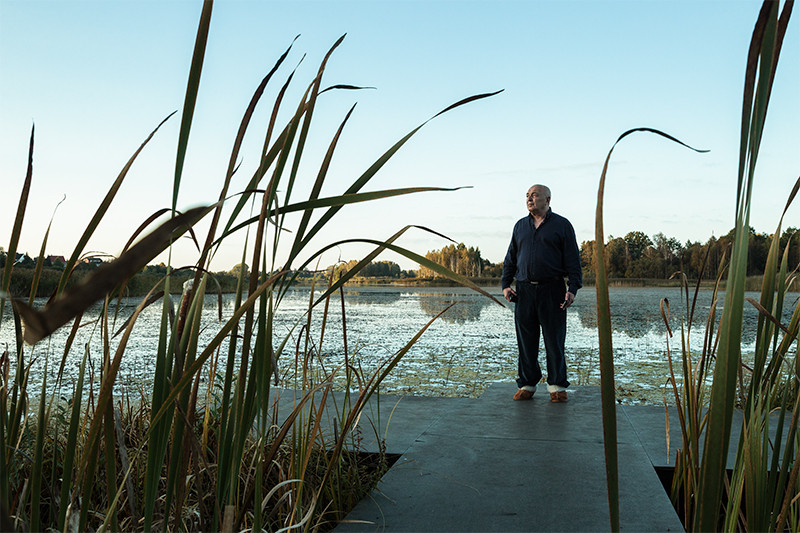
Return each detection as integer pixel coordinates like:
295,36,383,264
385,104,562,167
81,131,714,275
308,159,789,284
0,128,34,523
594,141,620,533
209,56,315,523
213,249,248,528
28,357,48,533
3,314,25,522
142,279,175,530
0,125,33,318
594,128,708,531
658,3,798,531
164,274,208,530
695,4,792,530
724,179,799,531
289,92,501,265
251,277,274,533
77,283,167,531
141,4,212,529
28,209,55,304
99,302,120,533
54,114,175,299
667,255,727,528
55,342,90,531
172,0,212,214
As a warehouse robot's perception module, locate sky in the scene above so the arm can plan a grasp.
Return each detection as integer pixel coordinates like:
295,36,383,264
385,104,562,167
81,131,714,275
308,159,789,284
1,0,798,273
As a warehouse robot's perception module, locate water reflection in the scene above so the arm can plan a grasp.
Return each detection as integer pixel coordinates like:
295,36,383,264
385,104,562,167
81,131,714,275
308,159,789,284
340,288,402,306
575,298,598,330
570,287,784,345
573,289,672,338
418,294,491,324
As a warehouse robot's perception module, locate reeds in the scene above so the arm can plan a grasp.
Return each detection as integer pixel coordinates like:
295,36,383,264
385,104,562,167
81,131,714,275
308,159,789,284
0,2,500,530
594,1,798,531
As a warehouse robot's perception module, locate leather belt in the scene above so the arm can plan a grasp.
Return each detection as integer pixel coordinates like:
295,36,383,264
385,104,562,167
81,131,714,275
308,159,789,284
522,279,562,285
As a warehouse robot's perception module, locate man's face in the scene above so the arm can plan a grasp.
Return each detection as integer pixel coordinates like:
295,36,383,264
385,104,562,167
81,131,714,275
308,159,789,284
526,186,550,216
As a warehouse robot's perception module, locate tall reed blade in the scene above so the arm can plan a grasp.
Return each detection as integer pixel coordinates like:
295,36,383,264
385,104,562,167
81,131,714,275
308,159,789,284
55,343,90,531
193,37,297,282
29,358,48,533
695,3,792,529
173,0,212,213
26,197,65,305
296,90,503,253
299,231,503,308
55,113,176,297
594,128,707,531
0,124,33,521
1,125,34,320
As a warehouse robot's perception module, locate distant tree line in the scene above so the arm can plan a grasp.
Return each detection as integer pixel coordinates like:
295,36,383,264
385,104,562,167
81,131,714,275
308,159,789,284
4,225,797,295
0,250,242,298
328,260,416,280
418,243,486,278
415,227,799,283
579,227,799,282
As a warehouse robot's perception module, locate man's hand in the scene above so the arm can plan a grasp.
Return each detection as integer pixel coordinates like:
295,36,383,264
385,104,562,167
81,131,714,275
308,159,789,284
560,291,575,310
503,287,517,302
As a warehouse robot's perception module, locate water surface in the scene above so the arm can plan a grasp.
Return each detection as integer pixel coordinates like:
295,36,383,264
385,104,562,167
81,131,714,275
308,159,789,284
2,286,796,404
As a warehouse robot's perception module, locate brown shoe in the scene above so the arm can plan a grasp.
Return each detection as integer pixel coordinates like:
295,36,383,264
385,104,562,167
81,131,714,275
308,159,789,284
513,388,534,401
550,391,568,403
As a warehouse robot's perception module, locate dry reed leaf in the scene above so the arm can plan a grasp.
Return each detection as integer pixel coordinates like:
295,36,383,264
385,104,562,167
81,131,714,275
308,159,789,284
745,296,795,337
12,206,208,345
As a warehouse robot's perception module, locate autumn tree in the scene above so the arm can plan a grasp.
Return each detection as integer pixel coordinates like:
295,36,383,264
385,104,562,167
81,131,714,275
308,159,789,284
419,243,483,278
327,259,405,280
652,232,683,277
229,263,250,279
623,231,653,262
580,240,596,281
605,237,628,278
360,260,402,277
779,227,800,269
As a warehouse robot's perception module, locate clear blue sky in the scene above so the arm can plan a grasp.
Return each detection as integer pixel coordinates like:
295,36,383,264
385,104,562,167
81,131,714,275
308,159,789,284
1,0,798,272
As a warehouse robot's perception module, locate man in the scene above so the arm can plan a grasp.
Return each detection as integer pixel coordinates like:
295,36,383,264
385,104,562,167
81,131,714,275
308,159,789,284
501,184,582,403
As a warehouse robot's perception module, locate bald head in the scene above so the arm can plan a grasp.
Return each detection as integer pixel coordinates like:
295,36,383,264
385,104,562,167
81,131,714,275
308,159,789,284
526,184,551,218
530,184,551,199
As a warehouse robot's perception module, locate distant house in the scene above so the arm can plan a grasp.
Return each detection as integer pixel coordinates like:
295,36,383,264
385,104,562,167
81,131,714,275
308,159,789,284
83,257,104,266
47,255,66,265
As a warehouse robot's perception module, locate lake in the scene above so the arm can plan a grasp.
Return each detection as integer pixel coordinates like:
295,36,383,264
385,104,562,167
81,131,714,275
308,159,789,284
2,286,797,405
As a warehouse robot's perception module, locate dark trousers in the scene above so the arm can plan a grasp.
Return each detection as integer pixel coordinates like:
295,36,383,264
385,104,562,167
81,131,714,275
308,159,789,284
513,281,570,389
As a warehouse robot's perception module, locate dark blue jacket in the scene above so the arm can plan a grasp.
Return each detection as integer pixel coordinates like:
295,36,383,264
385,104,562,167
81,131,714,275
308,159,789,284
501,209,582,295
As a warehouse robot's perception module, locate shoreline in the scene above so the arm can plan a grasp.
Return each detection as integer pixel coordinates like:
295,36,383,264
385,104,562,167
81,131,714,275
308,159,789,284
6,264,785,298
295,275,779,292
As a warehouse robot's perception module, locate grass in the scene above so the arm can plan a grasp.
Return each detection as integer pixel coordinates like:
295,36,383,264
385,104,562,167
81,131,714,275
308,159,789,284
6,390,398,531
0,2,501,531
